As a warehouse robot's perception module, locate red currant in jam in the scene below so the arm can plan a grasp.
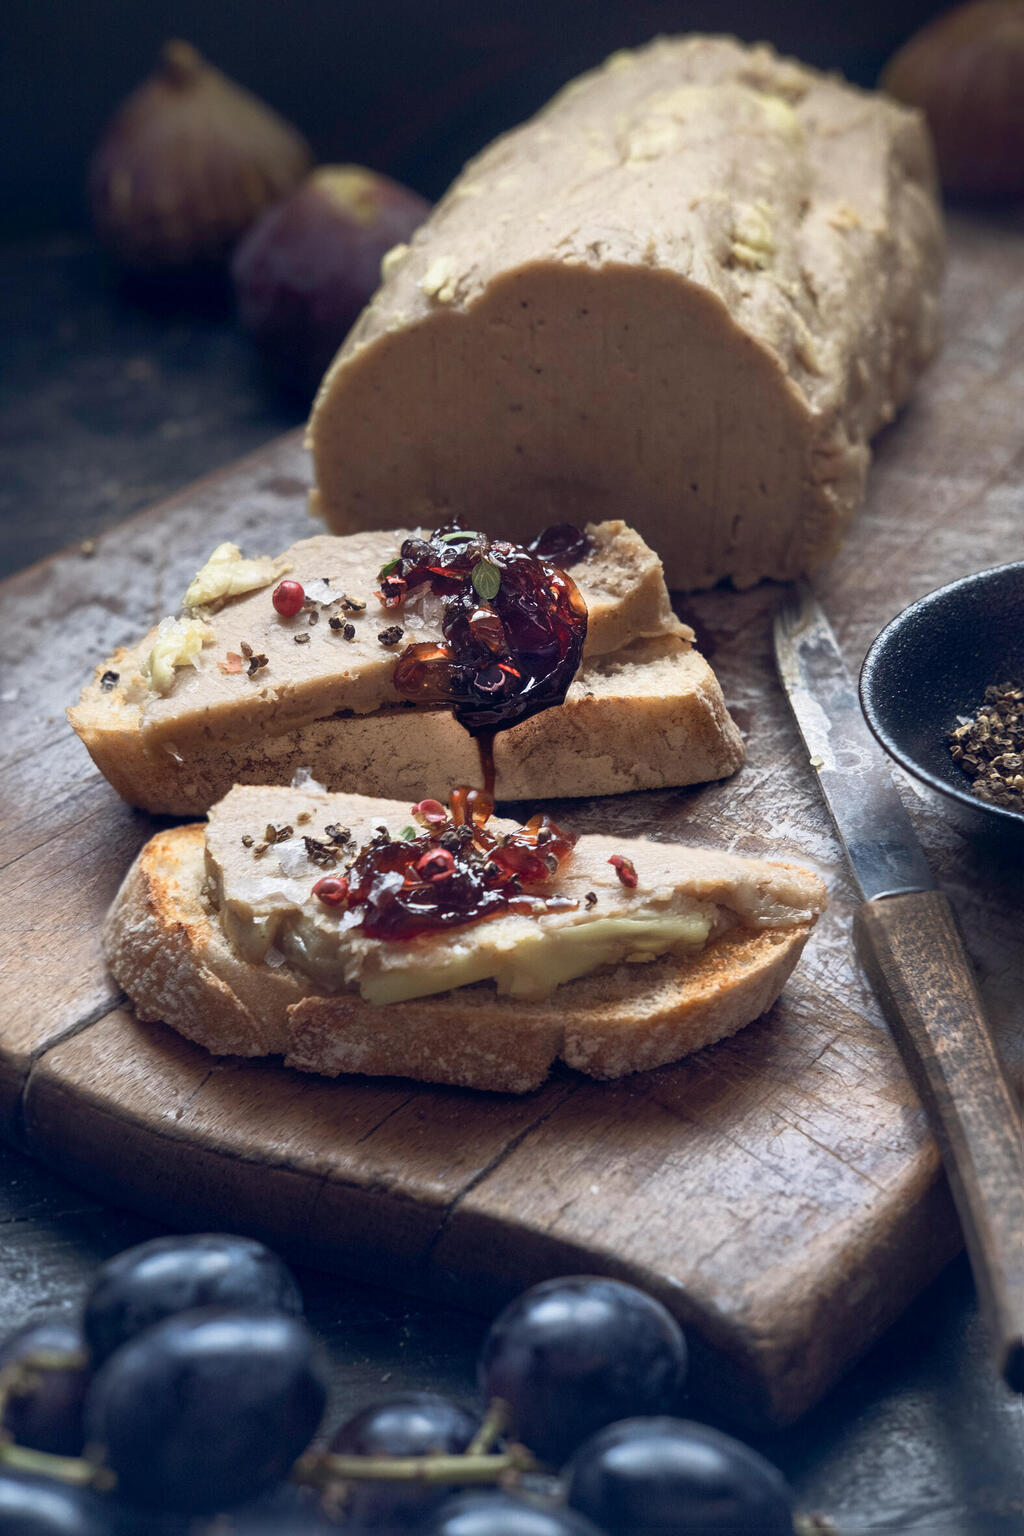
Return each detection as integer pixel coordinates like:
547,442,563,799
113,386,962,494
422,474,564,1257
328,796,578,941
608,854,639,888
272,580,305,617
412,799,448,828
312,876,349,906
414,848,456,883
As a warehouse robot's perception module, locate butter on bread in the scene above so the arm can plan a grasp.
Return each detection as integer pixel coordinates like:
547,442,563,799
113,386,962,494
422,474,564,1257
69,522,744,814
103,786,826,1093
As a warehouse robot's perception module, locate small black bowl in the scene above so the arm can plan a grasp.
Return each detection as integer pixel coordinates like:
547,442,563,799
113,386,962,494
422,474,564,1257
860,561,1024,848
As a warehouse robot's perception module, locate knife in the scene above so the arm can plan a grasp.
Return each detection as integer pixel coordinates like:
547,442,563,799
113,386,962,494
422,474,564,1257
774,582,1024,1394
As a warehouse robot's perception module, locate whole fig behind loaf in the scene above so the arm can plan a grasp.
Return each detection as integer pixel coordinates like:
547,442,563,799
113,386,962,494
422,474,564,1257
89,40,312,273
882,0,1024,199
232,165,430,398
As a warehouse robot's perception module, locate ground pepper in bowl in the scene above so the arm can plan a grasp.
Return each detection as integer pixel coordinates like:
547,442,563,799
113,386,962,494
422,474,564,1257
948,681,1024,812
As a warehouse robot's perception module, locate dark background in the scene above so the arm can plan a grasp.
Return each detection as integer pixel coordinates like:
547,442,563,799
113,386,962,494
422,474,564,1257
3,0,947,234
6,5,1024,1534
1,0,955,572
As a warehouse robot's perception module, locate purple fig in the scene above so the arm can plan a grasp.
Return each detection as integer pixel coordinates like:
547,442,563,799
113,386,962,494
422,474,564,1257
232,165,430,397
89,40,312,272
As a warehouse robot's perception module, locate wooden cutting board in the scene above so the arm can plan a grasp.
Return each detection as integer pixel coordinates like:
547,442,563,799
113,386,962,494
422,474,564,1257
1,213,1021,1431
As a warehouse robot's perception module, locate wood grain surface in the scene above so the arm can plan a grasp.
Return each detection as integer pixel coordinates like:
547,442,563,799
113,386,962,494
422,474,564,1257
854,890,1024,1392
2,213,1022,1430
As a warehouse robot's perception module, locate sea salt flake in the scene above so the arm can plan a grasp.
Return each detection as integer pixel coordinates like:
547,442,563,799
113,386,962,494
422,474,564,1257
291,766,327,793
304,578,339,606
368,869,405,903
277,843,315,878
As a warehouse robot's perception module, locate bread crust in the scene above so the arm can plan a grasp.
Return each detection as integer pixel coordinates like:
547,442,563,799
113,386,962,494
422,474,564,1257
103,822,819,1094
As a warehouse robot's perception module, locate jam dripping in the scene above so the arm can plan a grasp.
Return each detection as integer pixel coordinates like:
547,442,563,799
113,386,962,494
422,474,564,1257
315,789,578,941
380,524,590,795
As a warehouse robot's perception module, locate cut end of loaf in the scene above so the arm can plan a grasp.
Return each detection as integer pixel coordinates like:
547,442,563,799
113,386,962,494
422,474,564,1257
308,34,944,590
310,262,852,592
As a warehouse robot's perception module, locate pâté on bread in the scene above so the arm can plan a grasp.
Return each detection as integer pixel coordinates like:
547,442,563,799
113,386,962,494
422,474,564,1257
103,784,827,1093
69,520,745,815
92,518,824,1093
85,28,953,1093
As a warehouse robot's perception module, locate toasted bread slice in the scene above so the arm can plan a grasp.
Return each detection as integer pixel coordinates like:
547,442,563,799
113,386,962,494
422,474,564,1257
69,523,744,814
103,788,825,1094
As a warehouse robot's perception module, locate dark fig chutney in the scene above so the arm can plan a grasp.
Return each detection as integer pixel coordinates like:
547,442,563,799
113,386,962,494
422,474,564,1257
377,522,590,796
313,789,578,940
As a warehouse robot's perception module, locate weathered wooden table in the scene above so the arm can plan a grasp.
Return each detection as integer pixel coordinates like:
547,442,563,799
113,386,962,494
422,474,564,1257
1,224,1022,1532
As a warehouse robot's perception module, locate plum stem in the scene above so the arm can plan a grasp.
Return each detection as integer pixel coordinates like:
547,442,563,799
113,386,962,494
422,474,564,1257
0,1439,114,1490
294,1443,537,1489
467,1396,511,1455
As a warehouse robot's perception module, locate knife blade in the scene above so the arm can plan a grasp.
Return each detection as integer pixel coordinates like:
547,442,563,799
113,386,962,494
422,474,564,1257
773,584,935,900
773,582,1024,1394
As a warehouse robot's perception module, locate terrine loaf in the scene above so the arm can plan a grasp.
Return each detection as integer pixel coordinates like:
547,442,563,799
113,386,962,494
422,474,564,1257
308,35,944,590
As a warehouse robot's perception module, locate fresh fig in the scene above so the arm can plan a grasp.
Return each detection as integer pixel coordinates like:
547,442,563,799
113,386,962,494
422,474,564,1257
89,40,312,272
231,165,430,397
882,0,1024,199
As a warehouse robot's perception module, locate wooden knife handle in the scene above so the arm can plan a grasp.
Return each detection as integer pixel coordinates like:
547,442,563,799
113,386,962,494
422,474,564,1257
854,889,1024,1393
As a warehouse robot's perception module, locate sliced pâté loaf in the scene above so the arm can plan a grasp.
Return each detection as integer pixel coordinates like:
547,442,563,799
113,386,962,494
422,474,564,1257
308,35,944,590
68,523,744,814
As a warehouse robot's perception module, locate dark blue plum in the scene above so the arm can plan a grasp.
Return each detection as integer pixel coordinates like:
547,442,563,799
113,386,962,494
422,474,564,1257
418,1491,605,1536
327,1392,479,1528
478,1277,686,1465
101,1505,190,1536
0,1320,90,1456
187,1481,338,1533
85,1308,326,1513
565,1418,795,1536
0,1470,117,1536
83,1234,303,1365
